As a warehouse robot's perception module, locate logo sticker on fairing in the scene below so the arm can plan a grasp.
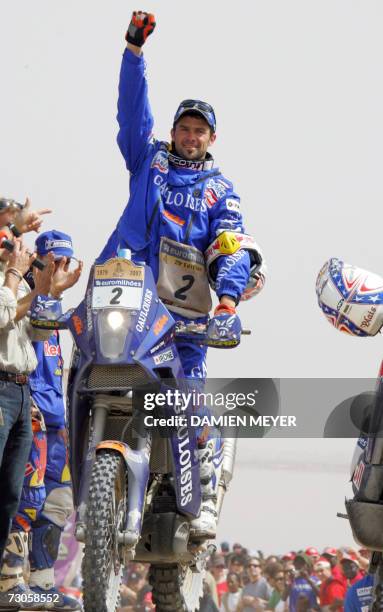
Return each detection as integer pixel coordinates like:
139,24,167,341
135,289,153,333
153,349,174,365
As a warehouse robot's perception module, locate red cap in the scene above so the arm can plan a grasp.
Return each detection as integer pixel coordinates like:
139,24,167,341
305,547,320,557
282,552,296,561
314,558,331,571
322,547,337,557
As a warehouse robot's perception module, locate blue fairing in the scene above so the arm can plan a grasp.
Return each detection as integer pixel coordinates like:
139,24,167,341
67,259,201,517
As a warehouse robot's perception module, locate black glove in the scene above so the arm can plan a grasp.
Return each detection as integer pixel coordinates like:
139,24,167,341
125,11,156,47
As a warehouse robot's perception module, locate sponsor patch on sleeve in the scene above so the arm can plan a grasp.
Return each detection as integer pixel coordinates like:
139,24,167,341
225,198,241,213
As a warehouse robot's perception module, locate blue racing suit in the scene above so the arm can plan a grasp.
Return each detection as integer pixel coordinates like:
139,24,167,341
99,49,251,443
12,332,73,572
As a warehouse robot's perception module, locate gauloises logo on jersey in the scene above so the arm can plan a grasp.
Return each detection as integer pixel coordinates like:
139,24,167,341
43,341,61,357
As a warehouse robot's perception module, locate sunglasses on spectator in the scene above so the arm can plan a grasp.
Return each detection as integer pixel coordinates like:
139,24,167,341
248,563,260,568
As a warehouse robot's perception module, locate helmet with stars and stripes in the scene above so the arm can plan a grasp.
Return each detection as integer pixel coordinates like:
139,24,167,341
316,258,383,337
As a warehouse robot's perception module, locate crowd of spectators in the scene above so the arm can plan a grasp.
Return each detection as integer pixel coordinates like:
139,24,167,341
116,543,374,612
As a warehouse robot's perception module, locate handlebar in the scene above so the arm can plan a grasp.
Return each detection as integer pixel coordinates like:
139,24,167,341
174,321,251,348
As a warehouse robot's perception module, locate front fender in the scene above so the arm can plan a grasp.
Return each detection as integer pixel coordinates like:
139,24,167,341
96,440,150,543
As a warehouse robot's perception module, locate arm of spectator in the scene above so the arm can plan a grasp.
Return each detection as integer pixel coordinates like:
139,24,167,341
254,596,271,610
0,239,35,327
346,548,369,572
13,197,52,234
50,257,83,298
0,287,17,330
299,571,320,597
15,253,54,325
237,596,258,610
329,598,344,612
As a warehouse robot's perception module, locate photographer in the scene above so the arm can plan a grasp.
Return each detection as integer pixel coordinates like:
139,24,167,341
285,554,319,612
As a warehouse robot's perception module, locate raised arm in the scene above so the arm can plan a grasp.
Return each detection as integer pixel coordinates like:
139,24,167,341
117,11,156,174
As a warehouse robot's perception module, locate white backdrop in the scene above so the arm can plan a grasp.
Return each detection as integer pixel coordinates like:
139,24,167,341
1,1,383,552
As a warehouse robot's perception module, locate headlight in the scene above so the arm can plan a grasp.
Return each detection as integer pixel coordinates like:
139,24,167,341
97,309,132,359
107,310,125,330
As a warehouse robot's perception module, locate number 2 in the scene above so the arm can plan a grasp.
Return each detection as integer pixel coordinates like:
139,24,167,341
174,275,195,301
110,287,123,304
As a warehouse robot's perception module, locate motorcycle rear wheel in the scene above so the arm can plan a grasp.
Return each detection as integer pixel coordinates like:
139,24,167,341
149,563,204,612
82,450,126,612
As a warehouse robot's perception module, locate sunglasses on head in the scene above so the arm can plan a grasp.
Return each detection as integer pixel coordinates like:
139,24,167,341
178,99,215,113
0,198,24,213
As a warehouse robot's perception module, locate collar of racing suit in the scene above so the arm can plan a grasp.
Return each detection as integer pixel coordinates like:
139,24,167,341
168,149,214,171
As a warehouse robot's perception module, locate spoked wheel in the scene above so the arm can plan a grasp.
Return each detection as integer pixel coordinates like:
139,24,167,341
149,563,204,612
82,450,126,612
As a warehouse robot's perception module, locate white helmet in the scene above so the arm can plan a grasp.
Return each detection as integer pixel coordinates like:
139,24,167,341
316,258,383,336
205,231,267,301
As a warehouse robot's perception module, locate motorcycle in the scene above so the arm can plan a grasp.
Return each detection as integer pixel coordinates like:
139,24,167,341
316,257,383,611
31,250,246,612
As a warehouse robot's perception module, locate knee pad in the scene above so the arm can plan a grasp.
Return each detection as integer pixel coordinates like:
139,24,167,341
29,520,62,570
41,486,73,528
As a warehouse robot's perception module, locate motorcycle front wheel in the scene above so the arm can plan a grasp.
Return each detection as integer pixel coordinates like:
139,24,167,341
149,563,204,612
82,449,126,612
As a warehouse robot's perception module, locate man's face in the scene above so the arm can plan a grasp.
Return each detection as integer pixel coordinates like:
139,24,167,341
293,558,307,573
247,559,262,582
341,560,359,580
227,574,240,593
229,559,244,575
315,567,331,582
171,115,216,161
211,563,225,580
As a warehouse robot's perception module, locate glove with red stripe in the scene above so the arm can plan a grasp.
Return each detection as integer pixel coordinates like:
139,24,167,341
125,11,156,47
207,304,242,348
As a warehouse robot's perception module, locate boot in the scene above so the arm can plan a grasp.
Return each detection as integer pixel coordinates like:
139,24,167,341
0,531,40,611
29,521,82,611
189,443,218,539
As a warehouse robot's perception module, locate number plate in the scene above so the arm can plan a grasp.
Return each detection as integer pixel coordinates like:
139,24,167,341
92,259,144,310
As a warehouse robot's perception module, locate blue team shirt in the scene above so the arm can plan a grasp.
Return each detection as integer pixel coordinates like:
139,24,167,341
344,575,373,612
289,577,319,612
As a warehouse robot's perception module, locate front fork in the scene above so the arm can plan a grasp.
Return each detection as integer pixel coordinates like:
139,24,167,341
75,395,151,554
216,437,237,517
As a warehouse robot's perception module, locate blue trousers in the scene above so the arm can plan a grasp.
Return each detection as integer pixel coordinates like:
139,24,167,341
0,382,32,563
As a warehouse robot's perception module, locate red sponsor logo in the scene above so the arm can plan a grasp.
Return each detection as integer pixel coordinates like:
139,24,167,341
361,306,377,329
43,341,61,357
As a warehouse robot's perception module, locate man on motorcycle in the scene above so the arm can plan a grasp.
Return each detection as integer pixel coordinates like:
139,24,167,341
0,230,83,611
99,11,266,538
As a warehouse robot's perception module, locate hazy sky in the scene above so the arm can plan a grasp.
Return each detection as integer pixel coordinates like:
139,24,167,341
1,1,383,552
